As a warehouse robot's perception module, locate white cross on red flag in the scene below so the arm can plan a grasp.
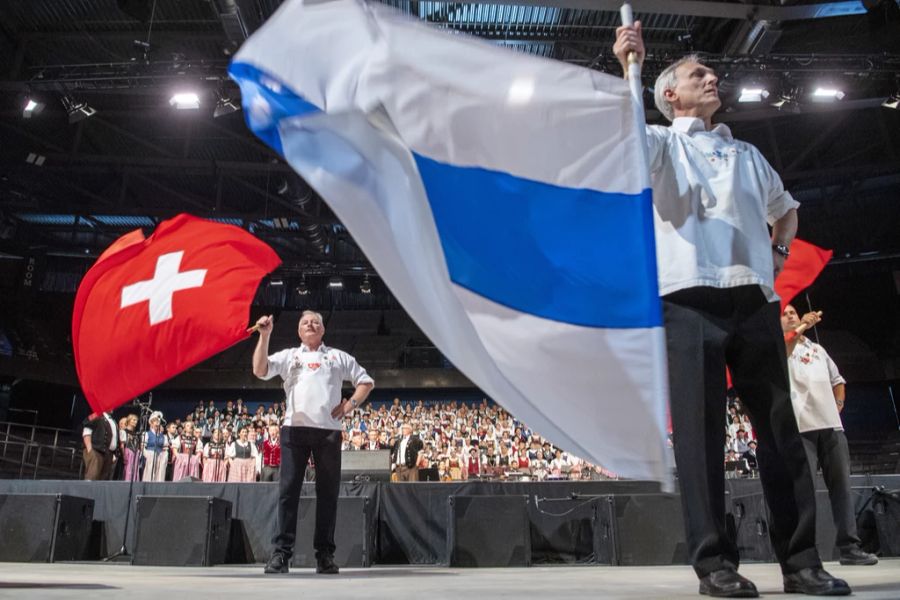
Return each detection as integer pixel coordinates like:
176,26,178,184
72,213,281,414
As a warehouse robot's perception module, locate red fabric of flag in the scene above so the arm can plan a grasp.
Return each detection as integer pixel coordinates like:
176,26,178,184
73,213,281,414
774,239,833,311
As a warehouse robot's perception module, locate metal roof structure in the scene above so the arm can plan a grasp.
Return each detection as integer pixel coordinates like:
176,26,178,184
0,0,899,384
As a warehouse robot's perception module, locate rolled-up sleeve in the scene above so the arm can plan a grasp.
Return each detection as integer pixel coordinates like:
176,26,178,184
824,351,846,387
762,156,800,225
261,349,291,381
339,351,374,387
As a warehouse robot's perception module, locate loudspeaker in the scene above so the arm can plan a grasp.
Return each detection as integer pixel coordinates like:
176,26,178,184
872,488,900,556
0,494,94,562
133,496,231,566
447,495,530,567
341,450,391,482
596,494,689,566
730,492,776,563
291,496,375,568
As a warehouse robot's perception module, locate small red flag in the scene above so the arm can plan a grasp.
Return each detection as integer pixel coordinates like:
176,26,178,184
774,239,833,311
72,214,281,414
726,239,831,390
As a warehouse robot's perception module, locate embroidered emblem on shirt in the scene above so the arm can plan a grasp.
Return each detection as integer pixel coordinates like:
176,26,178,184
704,147,742,165
308,362,321,371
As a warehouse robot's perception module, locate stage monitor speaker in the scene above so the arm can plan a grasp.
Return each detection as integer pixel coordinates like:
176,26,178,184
447,495,530,567
0,494,94,562
290,496,375,568
730,492,776,563
341,450,391,482
872,488,900,557
133,496,231,566
596,494,689,566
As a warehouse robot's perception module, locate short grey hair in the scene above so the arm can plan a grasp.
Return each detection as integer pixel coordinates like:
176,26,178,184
653,54,703,122
299,310,324,325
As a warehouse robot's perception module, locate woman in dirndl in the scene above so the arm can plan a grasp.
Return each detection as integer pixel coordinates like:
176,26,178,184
226,426,258,482
172,421,202,480
202,429,228,482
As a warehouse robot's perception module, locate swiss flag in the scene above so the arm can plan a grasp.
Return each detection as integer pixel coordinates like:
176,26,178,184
774,239,833,311
725,238,832,390
73,214,281,414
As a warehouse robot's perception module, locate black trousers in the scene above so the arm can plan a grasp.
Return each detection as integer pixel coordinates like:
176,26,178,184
801,428,860,549
663,285,821,577
272,426,342,560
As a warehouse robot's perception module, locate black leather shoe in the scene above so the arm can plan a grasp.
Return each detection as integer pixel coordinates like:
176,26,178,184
783,567,851,595
698,569,759,598
839,546,878,566
316,555,340,575
264,553,289,574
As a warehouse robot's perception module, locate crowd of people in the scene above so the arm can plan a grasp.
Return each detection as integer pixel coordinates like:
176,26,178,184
94,395,765,483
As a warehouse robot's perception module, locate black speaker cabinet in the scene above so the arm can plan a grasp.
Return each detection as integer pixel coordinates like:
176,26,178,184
872,488,900,557
730,492,776,563
133,496,231,566
0,494,94,562
447,495,530,567
595,494,689,566
291,496,375,568
341,450,391,482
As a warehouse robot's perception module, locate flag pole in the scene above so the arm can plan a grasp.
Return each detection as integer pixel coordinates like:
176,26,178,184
619,2,651,190
619,2,672,490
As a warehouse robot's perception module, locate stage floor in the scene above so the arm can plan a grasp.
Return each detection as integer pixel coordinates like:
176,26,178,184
1,560,899,599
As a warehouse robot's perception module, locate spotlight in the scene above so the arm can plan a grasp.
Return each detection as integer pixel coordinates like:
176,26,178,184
328,276,343,290
269,278,283,286
213,97,240,118
360,276,372,294
295,278,309,296
883,94,900,110
23,97,45,119
169,92,200,110
738,88,769,103
61,96,96,124
811,88,845,102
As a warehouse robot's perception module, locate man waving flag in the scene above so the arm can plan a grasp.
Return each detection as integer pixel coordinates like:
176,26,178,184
230,0,670,482
73,213,281,414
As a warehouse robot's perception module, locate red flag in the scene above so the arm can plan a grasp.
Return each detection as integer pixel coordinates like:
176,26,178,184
73,213,281,414
726,239,832,390
774,239,833,311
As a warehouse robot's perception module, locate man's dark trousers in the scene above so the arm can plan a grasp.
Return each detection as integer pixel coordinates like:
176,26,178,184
272,426,342,560
663,285,821,577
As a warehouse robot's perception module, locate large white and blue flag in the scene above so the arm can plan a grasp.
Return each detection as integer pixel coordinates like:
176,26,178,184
230,0,671,483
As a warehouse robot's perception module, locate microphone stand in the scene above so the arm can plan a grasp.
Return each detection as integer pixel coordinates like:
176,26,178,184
104,394,152,562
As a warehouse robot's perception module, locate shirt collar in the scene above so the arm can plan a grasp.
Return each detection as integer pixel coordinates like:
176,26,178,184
299,343,329,353
670,116,733,141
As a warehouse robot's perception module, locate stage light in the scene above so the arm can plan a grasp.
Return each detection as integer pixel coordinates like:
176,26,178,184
328,276,343,289
295,278,310,296
213,97,240,118
811,88,845,101
169,92,200,110
269,278,283,286
738,88,769,103
883,94,900,110
62,96,97,124
23,97,45,118
360,276,372,294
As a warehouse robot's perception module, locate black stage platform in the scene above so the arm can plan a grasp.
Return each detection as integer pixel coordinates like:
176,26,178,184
0,475,897,565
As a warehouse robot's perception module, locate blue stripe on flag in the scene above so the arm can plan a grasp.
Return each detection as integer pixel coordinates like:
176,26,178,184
414,154,661,328
230,61,662,329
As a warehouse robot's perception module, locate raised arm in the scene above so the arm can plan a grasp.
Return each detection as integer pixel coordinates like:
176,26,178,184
252,314,274,378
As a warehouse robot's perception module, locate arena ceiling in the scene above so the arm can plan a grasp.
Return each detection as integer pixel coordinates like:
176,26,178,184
0,0,899,383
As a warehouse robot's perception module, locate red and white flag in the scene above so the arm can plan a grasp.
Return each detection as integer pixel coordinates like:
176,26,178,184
774,239,833,310
73,213,281,414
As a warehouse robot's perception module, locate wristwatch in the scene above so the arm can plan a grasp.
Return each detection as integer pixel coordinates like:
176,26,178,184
772,244,790,258
350,399,358,408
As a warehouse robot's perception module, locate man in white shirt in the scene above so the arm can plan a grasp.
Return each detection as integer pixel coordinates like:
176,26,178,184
253,310,374,575
781,305,877,566
615,23,848,597
82,411,117,481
